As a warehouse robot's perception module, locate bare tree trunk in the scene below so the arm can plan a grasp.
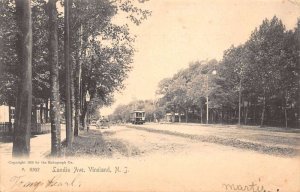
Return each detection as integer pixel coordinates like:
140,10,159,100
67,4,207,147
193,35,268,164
39,104,43,124
71,60,75,132
284,107,288,128
244,103,248,125
64,0,72,147
178,110,181,123
9,105,12,133
238,79,242,126
69,0,75,137
200,107,203,124
80,88,88,129
284,91,288,128
260,89,266,127
171,111,175,123
220,108,223,124
32,104,37,125
81,105,87,130
44,100,49,123
253,103,256,125
48,0,61,156
74,25,83,136
13,0,32,157
185,108,188,123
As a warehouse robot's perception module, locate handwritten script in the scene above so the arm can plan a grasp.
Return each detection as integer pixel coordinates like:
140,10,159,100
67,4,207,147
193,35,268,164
222,180,280,192
10,174,81,191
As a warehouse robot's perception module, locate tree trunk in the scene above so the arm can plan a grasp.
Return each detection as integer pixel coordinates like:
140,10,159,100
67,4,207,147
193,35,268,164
220,108,223,124
32,104,37,125
71,60,75,133
81,96,88,129
185,108,188,123
284,108,288,128
74,25,83,136
226,110,229,123
244,104,248,125
64,0,72,147
9,105,12,133
69,0,75,135
81,109,86,130
44,100,49,123
48,0,61,156
253,103,256,125
200,107,203,124
284,91,288,128
260,89,266,127
171,111,175,123
13,0,32,157
238,79,242,126
39,104,43,123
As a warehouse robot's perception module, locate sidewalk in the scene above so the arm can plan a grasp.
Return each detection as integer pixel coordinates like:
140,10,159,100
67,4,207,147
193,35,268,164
0,125,66,159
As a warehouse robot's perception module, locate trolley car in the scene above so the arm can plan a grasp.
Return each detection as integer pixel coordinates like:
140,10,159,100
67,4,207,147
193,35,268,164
130,110,145,124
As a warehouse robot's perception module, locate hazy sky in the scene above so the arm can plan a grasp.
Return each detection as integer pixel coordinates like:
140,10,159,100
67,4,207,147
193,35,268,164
101,0,300,115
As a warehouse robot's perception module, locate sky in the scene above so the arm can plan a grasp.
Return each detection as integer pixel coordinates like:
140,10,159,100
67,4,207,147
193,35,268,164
101,0,300,115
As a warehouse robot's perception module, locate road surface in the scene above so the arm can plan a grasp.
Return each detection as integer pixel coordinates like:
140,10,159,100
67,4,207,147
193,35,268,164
62,123,300,192
1,123,299,192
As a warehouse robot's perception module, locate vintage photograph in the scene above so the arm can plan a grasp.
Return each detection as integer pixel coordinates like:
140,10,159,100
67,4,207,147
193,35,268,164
0,0,299,191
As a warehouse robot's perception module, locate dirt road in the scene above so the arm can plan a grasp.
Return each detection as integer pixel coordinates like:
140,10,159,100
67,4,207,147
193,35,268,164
1,123,299,192
60,123,300,192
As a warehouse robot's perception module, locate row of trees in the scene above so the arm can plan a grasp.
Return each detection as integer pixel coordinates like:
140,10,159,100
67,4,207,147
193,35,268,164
110,16,299,128
0,0,150,156
156,16,299,128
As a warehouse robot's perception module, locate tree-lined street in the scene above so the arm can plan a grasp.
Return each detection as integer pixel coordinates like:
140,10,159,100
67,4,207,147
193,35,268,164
0,0,150,156
0,0,299,191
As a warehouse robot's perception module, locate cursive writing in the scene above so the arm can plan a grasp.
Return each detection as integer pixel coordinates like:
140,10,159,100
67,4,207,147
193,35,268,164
222,181,280,192
10,174,81,191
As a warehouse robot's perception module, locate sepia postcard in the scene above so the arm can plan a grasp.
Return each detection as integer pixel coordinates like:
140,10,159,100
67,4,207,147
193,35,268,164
0,0,299,191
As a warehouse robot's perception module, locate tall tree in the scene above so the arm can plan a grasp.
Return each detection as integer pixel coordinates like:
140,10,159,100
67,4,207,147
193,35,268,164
245,16,286,127
64,0,72,147
74,24,82,136
12,0,32,157
47,0,61,156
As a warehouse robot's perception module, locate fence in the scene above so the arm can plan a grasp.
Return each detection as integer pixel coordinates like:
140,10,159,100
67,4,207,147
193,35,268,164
31,123,51,134
0,122,51,135
0,122,12,134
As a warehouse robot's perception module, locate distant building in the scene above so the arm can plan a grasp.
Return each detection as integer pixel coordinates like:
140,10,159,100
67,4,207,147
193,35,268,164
164,112,184,122
0,104,51,134
0,105,15,133
0,105,15,123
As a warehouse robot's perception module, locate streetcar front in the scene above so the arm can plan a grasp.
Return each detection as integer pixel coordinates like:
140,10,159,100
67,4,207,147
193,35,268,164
130,110,145,124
